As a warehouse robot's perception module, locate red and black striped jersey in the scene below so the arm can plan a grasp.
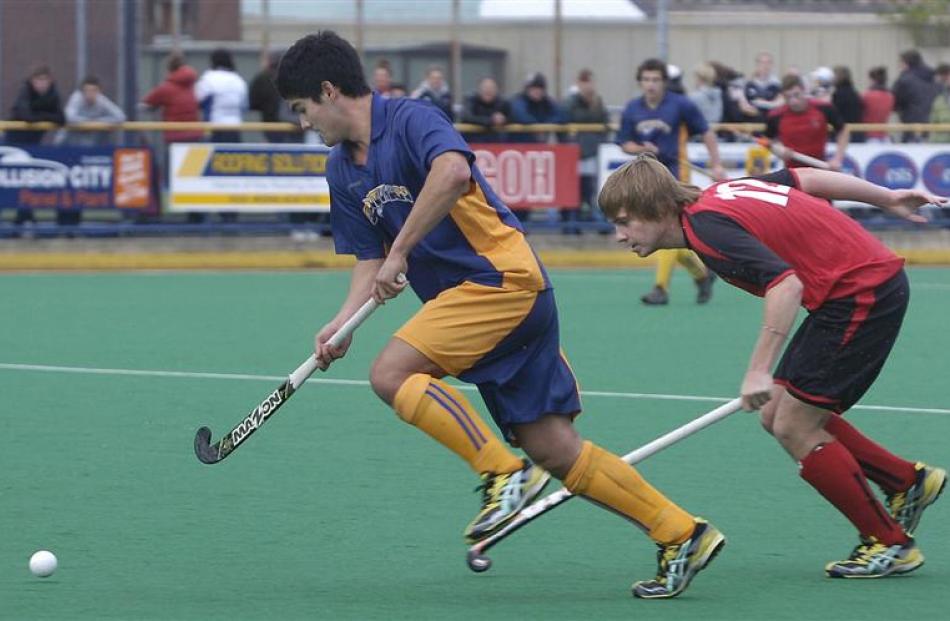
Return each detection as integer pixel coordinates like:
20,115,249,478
681,169,904,310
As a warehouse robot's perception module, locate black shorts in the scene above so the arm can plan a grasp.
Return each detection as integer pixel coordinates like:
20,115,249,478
774,270,909,413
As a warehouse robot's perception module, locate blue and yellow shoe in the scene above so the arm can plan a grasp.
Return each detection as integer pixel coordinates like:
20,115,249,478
825,537,924,578
886,462,947,535
632,518,726,599
463,461,550,544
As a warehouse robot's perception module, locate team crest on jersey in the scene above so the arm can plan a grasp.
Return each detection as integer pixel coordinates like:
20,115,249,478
362,184,413,224
636,119,672,137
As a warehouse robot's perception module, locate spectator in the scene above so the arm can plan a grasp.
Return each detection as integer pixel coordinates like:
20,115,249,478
373,60,393,97
7,65,65,145
461,76,510,143
508,72,564,143
389,83,408,98
893,49,937,142
59,74,124,227
64,75,126,146
7,65,65,231
617,57,724,306
141,53,203,144
195,48,248,143
563,68,608,230
809,66,834,103
688,63,723,126
411,65,453,120
862,66,895,143
250,51,299,143
765,73,849,170
708,61,746,140
929,63,950,143
741,52,782,122
666,64,685,95
141,53,203,224
831,66,864,142
507,72,564,223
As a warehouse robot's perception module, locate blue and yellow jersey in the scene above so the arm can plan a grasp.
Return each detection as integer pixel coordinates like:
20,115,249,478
327,93,549,302
616,91,708,178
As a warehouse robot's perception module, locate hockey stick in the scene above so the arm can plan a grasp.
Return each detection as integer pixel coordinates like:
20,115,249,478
753,136,831,169
193,297,381,464
684,159,728,180
466,397,743,572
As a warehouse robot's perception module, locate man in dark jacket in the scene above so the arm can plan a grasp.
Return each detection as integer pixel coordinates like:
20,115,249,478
893,49,937,143
250,51,300,143
461,77,509,143
6,65,66,229
7,65,65,145
563,69,608,230
508,72,564,144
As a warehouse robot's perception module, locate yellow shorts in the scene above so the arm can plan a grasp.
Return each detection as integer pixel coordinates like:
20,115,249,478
396,281,582,438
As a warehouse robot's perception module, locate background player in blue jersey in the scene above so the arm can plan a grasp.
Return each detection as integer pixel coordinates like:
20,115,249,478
276,31,726,599
599,155,947,579
618,58,726,306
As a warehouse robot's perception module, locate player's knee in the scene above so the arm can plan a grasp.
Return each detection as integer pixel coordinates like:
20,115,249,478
770,414,806,448
513,418,582,480
369,360,406,406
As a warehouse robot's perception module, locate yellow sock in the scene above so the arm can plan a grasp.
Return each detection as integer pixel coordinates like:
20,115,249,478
393,374,523,475
654,249,677,290
564,441,695,544
677,249,708,281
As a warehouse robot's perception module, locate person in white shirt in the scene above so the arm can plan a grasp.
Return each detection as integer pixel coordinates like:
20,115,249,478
195,48,248,143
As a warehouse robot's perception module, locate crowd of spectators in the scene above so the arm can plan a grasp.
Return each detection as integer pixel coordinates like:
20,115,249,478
3,46,949,233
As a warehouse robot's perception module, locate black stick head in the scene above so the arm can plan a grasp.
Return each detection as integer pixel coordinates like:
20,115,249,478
194,426,223,464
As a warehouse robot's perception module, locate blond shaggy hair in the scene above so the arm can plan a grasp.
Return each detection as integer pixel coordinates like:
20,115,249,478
598,154,702,221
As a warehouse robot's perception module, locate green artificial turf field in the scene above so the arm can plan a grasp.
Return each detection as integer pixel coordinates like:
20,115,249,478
2,268,948,620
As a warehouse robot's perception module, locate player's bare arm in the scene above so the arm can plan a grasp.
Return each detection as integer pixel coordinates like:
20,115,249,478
793,168,947,223
741,274,803,411
829,125,850,171
317,258,383,369
701,129,727,180
374,151,472,301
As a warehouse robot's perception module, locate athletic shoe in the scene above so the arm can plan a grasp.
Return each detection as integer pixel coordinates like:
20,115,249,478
886,462,947,535
640,286,669,306
825,536,924,578
464,461,550,543
632,518,726,599
695,272,717,304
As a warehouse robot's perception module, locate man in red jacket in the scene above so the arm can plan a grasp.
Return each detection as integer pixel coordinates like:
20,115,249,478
141,53,203,144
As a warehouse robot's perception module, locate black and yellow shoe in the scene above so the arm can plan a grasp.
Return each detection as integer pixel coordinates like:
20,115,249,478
886,462,947,535
632,518,726,599
825,536,923,578
463,461,550,544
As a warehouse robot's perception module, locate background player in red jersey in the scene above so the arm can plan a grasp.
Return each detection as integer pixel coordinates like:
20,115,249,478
599,155,947,579
765,74,850,170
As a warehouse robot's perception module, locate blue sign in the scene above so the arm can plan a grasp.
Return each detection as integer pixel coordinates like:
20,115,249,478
0,145,154,211
840,155,861,178
865,152,918,189
922,153,950,196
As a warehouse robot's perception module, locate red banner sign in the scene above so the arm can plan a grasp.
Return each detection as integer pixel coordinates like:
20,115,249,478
472,144,580,209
